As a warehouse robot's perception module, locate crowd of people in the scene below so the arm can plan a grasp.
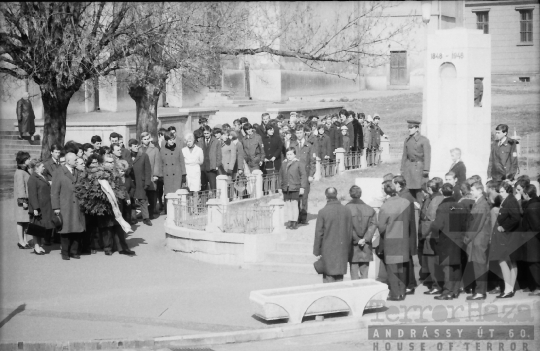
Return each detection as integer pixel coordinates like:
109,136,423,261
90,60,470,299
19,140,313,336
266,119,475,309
12,109,388,258
313,122,540,301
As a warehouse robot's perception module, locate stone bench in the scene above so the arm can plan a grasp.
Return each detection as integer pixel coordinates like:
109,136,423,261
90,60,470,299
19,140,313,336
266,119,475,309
249,279,388,324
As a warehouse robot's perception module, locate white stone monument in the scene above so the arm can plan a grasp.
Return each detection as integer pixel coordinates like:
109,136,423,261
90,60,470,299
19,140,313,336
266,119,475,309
422,28,491,181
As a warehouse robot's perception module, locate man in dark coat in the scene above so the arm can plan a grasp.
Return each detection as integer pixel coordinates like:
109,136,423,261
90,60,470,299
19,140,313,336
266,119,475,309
463,182,492,300
487,124,519,181
313,187,353,283
16,92,35,140
431,183,467,300
393,175,418,295
377,180,412,301
294,126,316,224
198,125,222,191
43,144,63,182
51,153,86,260
352,114,363,152
127,139,153,226
262,125,283,173
346,185,377,280
522,184,540,295
400,120,431,204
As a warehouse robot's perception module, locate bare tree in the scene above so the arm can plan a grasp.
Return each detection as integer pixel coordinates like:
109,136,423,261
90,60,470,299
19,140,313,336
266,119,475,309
0,2,167,158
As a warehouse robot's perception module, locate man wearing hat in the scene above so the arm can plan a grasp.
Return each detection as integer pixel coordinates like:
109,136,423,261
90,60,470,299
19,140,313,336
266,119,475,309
198,117,209,134
400,120,431,204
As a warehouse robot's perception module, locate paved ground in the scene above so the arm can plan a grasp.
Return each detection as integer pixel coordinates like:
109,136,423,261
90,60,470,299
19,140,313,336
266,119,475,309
0,199,320,343
2,194,539,348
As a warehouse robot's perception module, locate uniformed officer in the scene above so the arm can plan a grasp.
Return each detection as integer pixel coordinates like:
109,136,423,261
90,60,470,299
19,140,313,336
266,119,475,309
294,125,316,225
400,120,431,204
487,124,519,181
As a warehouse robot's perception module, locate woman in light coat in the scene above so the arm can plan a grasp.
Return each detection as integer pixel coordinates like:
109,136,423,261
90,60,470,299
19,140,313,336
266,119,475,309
14,151,32,249
182,132,204,193
220,130,237,178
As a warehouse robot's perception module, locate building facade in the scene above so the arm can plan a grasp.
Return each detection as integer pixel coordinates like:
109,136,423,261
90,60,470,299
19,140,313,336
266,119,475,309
464,0,539,82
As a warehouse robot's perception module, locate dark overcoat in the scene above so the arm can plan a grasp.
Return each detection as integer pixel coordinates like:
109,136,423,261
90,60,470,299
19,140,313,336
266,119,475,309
130,153,153,200
27,172,54,229
521,196,540,262
51,166,85,234
464,196,491,264
43,157,61,182
346,199,377,262
489,194,522,261
449,161,467,188
16,98,35,135
262,134,283,171
242,134,264,171
420,192,444,255
160,144,186,194
352,119,363,150
487,138,519,181
139,143,162,190
400,132,431,189
313,199,353,275
431,197,467,266
398,187,418,255
377,196,411,264
198,136,223,172
315,134,332,159
328,124,342,152
294,141,316,178
279,159,307,192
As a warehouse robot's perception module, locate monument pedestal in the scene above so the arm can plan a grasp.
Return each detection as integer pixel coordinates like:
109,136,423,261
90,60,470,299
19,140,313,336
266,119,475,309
422,28,491,181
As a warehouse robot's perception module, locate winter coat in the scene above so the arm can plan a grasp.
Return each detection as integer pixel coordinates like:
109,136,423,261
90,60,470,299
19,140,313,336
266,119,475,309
487,137,519,181
139,143,162,190
313,199,353,275
369,124,384,149
282,139,298,159
400,132,431,190
182,145,204,192
521,196,540,262
345,121,355,148
352,119,363,150
242,134,265,171
13,168,30,223
342,135,350,152
294,139,316,179
43,157,61,182
198,136,222,172
51,166,85,234
420,192,444,255
363,123,371,149
346,198,377,262
160,143,186,195
449,160,467,189
232,140,244,175
397,187,418,256
431,197,467,266
489,194,522,261
464,196,491,264
315,134,331,159
130,152,153,200
279,158,307,192
377,196,412,264
27,172,54,229
328,124,342,152
16,98,35,135
221,141,237,173
262,134,283,171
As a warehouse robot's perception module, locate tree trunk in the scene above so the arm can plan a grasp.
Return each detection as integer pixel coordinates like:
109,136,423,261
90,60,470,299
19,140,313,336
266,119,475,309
129,85,160,142
40,87,76,160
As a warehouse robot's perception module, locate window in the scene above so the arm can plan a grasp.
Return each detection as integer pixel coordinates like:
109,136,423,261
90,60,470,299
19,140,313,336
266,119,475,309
519,77,530,82
519,10,533,42
476,11,489,34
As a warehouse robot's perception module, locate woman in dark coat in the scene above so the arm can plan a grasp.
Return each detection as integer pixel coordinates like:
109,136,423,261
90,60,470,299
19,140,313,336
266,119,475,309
521,184,540,295
262,125,283,173
489,182,521,298
27,160,54,255
279,147,307,229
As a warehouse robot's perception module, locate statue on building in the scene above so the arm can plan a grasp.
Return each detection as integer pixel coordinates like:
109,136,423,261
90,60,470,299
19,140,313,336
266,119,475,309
474,78,483,107
16,91,36,140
